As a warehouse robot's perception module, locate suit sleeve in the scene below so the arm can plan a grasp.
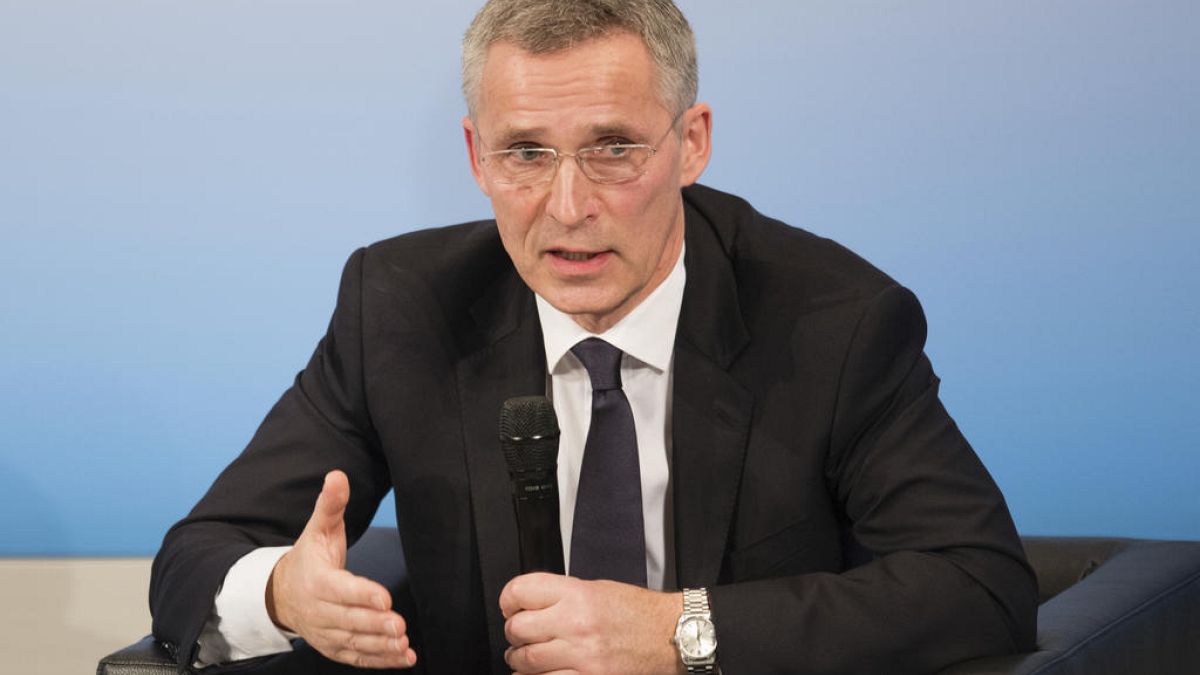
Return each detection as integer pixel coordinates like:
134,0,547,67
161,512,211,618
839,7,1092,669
708,284,1038,675
149,247,393,669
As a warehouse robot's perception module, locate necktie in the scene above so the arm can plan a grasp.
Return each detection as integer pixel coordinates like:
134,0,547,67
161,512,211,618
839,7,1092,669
568,337,648,586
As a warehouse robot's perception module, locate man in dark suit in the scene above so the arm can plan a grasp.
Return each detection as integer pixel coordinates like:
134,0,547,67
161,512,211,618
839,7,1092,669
151,1,1037,673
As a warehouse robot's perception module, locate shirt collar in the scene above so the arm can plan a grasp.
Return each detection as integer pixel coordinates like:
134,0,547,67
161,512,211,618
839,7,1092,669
535,242,686,375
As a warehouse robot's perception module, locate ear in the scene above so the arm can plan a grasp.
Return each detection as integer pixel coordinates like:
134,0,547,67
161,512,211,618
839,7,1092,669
463,115,491,197
677,103,713,187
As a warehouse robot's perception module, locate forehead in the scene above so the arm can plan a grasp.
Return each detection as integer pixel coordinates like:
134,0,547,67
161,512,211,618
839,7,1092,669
475,32,669,143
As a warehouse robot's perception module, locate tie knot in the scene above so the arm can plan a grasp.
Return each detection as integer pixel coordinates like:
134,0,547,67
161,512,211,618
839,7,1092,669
571,338,623,391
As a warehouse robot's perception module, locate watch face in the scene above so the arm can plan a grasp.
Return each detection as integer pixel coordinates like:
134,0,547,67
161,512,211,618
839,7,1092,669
678,616,717,659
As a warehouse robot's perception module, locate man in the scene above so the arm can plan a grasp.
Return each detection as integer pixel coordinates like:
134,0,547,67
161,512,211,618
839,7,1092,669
151,1,1037,673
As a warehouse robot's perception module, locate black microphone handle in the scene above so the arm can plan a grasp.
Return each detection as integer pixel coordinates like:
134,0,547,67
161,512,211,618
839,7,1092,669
511,471,565,574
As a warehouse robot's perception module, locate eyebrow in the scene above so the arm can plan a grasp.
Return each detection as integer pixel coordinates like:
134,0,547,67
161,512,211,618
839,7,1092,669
491,122,645,148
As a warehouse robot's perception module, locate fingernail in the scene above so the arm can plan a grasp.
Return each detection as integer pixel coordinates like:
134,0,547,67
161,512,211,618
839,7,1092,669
390,638,400,652
390,621,399,638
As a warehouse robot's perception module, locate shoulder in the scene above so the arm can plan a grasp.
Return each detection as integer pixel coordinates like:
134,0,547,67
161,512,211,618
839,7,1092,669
360,219,506,278
337,219,515,314
683,184,904,315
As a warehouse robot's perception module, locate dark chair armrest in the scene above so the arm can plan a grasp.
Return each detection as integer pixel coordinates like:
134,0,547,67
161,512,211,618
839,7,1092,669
100,528,408,675
939,538,1200,675
97,635,179,675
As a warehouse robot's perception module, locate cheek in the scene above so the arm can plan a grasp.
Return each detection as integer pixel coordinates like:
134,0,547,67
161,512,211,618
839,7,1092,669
493,202,541,268
496,219,530,260
495,187,545,220
608,183,675,243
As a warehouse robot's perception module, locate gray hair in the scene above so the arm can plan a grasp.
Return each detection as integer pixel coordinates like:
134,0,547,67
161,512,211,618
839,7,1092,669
462,0,698,119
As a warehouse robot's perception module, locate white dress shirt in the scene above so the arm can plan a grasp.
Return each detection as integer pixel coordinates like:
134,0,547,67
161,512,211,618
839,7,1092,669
195,246,685,666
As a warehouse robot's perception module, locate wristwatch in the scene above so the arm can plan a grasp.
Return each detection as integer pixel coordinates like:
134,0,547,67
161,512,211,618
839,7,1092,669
673,588,718,674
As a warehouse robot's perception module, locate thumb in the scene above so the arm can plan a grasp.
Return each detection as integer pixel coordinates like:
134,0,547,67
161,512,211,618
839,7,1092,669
304,470,350,547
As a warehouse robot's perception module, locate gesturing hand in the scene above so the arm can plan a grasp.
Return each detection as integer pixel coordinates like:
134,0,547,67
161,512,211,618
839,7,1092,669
267,470,417,669
500,573,684,675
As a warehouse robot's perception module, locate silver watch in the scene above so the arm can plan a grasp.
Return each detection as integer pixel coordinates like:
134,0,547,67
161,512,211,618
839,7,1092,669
673,588,717,674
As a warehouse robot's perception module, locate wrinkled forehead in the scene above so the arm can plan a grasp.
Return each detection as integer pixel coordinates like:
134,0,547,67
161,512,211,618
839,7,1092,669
474,33,671,143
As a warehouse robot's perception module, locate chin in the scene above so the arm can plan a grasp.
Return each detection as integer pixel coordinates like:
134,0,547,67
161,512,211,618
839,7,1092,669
544,291,621,321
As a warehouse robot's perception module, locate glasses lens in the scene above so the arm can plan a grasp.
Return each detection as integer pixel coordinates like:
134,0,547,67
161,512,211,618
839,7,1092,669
580,145,652,183
489,148,556,184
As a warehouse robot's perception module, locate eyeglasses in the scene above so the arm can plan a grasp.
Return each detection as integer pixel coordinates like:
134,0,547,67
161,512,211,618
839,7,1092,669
478,114,681,186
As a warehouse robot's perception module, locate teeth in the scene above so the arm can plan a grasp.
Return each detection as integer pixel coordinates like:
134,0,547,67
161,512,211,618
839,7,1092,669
559,251,596,261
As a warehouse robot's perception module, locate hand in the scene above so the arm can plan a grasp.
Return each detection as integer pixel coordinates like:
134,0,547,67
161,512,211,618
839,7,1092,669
500,573,684,675
267,470,417,669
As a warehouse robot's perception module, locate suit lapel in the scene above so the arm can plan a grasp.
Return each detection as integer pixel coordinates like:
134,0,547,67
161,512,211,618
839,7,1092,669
456,268,546,673
673,199,754,588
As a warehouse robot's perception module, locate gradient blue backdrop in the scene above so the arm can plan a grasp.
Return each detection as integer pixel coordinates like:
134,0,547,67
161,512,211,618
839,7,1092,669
1,1,1196,556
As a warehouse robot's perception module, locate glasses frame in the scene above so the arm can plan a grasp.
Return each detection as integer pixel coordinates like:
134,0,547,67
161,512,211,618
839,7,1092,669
477,112,684,186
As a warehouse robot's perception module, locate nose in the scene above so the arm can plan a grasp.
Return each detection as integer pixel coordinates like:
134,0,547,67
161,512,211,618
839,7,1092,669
544,155,594,227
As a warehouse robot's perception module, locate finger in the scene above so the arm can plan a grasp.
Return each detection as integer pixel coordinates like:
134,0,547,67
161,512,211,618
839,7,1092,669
500,572,567,618
319,568,393,611
504,638,571,674
311,619,418,668
329,646,417,670
321,628,409,658
504,607,556,648
311,601,407,637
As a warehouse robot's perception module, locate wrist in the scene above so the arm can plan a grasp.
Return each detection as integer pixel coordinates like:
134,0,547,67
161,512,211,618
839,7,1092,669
265,553,293,632
672,588,718,674
664,592,688,674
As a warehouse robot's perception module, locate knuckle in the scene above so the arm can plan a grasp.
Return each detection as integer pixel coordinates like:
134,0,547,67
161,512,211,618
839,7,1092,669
372,611,392,635
523,643,545,669
508,574,528,597
569,611,594,636
509,612,530,639
508,645,525,669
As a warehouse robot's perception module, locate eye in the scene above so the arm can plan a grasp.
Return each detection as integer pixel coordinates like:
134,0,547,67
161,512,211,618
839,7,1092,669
597,138,635,157
512,146,547,162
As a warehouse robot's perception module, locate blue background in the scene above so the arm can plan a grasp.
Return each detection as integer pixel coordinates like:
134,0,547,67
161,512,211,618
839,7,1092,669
1,1,1196,556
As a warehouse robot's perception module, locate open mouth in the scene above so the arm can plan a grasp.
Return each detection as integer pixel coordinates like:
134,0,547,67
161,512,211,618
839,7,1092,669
555,250,601,261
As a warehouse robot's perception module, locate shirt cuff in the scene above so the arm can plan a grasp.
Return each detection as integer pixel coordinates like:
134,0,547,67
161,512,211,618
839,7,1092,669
194,546,297,668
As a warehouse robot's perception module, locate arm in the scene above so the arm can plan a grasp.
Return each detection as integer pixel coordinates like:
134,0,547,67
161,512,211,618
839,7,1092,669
149,248,406,669
708,284,1038,674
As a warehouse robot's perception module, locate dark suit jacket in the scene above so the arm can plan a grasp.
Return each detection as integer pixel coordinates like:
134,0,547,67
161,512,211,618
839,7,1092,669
150,184,1037,675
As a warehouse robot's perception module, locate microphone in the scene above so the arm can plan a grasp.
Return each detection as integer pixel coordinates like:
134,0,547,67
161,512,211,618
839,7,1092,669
499,396,565,575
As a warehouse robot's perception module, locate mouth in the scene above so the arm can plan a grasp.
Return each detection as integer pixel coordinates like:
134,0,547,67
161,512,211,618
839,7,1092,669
546,248,612,274
554,250,603,262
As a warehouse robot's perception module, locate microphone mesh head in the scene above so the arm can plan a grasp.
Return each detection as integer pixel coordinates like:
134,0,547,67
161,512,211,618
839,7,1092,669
499,396,560,475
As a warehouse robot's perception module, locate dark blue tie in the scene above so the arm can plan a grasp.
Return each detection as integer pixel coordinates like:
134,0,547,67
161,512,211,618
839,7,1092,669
568,338,647,586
